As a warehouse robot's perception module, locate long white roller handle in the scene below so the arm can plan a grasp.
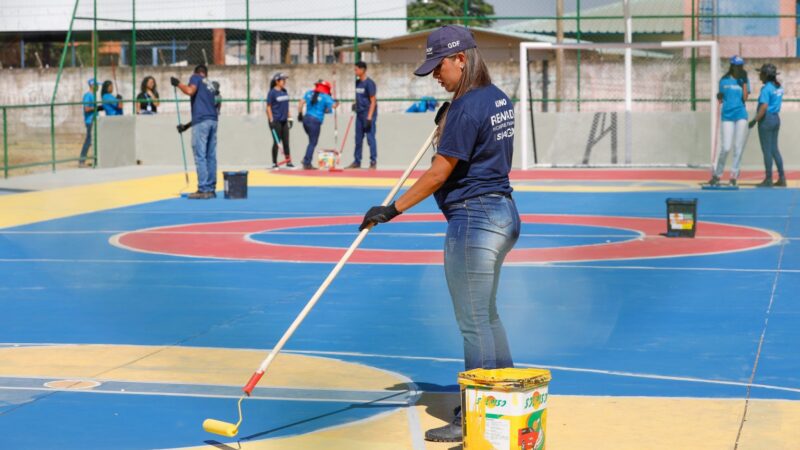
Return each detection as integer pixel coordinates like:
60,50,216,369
242,127,438,395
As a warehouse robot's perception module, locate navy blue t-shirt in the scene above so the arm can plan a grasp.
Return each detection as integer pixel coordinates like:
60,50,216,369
434,84,514,209
189,74,219,123
355,77,377,117
267,88,290,122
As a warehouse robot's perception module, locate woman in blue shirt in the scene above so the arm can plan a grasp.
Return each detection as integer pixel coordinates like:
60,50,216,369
297,80,338,170
709,56,749,187
359,25,520,443
749,64,786,187
267,73,294,168
101,80,123,116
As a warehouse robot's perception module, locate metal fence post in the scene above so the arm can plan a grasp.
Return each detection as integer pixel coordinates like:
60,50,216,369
577,0,582,112
50,104,56,171
93,0,99,167
132,0,137,108
691,0,697,111
246,0,251,114
3,108,7,179
354,0,359,63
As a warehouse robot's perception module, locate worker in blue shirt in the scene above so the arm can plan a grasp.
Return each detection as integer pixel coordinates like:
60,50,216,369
347,61,378,169
749,63,786,187
297,80,338,170
709,55,749,187
266,72,294,169
359,25,519,443
100,80,123,116
172,64,220,199
79,78,100,167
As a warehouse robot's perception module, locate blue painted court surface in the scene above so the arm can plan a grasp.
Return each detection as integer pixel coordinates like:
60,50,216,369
1,184,798,448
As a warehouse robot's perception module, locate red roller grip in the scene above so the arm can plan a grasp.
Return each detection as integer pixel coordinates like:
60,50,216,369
243,371,264,396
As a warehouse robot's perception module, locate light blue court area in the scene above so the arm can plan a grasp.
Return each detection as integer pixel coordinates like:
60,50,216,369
0,183,799,448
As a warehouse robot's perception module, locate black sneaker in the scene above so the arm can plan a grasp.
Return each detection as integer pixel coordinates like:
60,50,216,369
756,178,773,188
303,164,316,170
271,163,279,170
707,175,720,186
346,162,360,169
775,177,787,187
286,162,295,168
424,406,462,443
729,179,737,187
369,162,377,170
187,191,213,199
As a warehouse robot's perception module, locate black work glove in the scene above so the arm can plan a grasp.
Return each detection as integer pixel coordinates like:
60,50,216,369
96,105,105,112
170,77,180,87
748,119,757,129
298,112,304,122
435,101,451,125
364,119,373,132
269,120,279,130
359,203,401,231
116,94,122,100
288,118,294,129
177,123,189,133
716,92,724,101
351,103,357,112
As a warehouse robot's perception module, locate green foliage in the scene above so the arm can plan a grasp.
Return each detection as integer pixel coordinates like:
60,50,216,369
407,0,495,33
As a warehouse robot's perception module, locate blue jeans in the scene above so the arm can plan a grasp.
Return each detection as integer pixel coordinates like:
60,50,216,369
442,193,521,370
353,114,377,165
191,119,218,192
757,113,784,180
79,123,92,163
302,115,321,166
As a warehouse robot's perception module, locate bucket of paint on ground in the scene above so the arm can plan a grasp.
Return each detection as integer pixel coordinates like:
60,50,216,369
459,367,551,450
318,149,339,170
666,198,697,237
223,171,248,199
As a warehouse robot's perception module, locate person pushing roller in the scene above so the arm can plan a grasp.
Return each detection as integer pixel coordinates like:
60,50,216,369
360,25,520,443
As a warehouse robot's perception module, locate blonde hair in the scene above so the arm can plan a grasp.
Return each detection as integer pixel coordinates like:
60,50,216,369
435,48,492,145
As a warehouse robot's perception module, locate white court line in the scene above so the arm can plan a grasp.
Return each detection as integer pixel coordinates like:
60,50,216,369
282,349,800,395
2,343,798,395
0,258,798,274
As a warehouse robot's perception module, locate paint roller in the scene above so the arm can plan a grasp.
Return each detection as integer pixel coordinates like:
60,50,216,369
202,102,451,438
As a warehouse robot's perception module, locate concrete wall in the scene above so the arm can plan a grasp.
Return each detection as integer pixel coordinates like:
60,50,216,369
96,110,800,170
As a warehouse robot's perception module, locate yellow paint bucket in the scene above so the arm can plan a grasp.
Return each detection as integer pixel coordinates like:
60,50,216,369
458,367,552,450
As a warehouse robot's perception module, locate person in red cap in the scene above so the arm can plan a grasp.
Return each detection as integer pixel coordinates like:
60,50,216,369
297,80,338,170
359,25,520,443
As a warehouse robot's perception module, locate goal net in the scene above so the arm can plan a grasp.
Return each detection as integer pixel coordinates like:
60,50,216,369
519,41,720,169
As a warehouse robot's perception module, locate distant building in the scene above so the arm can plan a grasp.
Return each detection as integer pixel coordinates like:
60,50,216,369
0,0,405,69
501,0,798,58
684,0,797,58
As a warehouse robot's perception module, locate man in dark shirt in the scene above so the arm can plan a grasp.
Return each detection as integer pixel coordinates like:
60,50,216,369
347,61,378,169
171,65,219,199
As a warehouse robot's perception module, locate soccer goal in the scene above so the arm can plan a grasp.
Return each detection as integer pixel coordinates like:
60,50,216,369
518,41,720,169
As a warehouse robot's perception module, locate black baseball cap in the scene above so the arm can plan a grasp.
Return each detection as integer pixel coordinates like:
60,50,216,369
757,63,778,77
414,25,477,77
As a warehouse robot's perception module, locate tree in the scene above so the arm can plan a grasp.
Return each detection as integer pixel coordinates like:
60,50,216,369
407,0,496,33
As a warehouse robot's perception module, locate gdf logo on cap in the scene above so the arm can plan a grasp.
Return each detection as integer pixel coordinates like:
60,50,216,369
414,25,477,76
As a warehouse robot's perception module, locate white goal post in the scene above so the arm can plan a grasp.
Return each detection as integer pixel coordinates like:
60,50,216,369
518,41,720,169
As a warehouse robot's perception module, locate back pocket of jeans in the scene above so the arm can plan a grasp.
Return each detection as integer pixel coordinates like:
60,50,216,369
479,195,512,228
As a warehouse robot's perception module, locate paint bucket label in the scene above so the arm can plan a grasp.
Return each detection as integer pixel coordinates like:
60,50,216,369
459,368,551,450
318,150,339,169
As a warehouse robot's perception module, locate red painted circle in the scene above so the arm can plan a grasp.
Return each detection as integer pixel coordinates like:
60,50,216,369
112,214,778,264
